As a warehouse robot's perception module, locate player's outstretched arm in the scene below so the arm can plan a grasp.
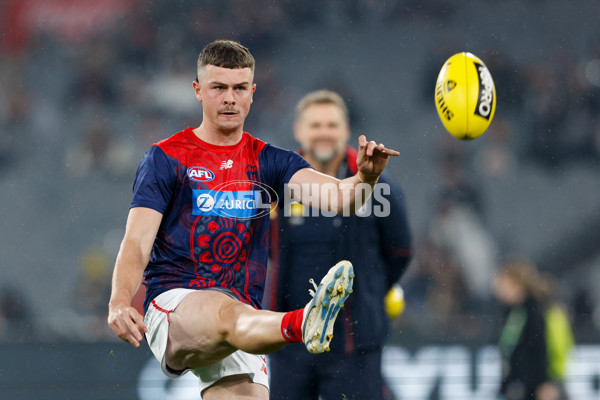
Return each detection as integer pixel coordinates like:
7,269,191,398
288,135,399,215
107,207,162,348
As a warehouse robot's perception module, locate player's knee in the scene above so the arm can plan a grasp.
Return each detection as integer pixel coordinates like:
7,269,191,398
218,300,254,340
168,297,227,348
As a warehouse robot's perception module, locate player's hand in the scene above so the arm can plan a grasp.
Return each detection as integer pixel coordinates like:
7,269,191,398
107,303,148,348
356,135,399,182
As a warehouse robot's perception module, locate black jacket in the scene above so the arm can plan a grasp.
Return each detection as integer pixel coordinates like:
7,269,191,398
499,296,550,399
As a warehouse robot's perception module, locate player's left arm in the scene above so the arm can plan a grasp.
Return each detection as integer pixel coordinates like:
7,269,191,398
289,135,399,215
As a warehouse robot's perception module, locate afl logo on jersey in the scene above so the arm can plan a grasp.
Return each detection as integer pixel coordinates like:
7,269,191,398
187,166,215,182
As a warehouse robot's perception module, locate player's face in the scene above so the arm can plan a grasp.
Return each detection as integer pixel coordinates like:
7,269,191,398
295,103,349,163
194,65,256,133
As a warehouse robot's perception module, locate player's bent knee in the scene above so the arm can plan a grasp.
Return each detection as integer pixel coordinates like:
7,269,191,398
217,299,259,342
165,291,239,367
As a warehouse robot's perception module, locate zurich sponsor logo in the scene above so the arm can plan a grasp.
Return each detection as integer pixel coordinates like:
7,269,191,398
192,180,277,220
196,193,216,212
187,166,215,182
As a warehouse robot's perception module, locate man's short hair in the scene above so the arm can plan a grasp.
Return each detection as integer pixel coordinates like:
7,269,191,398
196,40,255,80
295,90,349,123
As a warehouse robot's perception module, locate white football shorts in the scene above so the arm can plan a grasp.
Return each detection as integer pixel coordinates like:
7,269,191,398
144,288,269,394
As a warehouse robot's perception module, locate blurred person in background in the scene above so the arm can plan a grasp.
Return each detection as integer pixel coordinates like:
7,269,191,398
538,272,574,400
493,260,558,400
267,90,413,400
429,138,498,305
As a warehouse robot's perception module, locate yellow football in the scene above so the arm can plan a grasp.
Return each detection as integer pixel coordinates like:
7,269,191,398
384,284,405,319
434,52,496,140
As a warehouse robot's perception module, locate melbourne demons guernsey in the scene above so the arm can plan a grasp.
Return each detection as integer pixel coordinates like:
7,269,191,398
131,127,311,313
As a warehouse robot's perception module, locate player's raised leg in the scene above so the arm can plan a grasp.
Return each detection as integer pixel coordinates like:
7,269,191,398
165,290,288,370
166,260,354,367
153,260,354,399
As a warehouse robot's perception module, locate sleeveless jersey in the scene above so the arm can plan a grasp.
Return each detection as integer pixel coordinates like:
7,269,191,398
131,127,311,313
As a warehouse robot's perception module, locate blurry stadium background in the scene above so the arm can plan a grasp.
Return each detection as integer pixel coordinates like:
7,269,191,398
1,0,600,399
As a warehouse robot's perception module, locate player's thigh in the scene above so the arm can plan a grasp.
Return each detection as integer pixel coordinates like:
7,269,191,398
166,290,239,368
202,374,269,400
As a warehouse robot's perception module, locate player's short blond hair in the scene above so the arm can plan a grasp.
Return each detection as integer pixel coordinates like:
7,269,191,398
196,40,255,81
295,90,349,123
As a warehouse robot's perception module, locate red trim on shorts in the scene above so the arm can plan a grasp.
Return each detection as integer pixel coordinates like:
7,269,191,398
151,300,174,323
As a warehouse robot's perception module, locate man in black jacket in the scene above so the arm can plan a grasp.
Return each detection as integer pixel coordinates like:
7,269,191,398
267,90,413,400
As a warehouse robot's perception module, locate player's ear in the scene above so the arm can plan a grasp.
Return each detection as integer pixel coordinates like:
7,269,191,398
193,80,202,103
251,83,256,103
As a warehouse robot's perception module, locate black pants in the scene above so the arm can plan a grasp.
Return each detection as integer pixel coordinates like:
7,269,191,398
268,345,385,400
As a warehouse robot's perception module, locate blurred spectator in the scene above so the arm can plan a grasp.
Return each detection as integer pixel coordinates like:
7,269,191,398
539,272,574,400
493,260,552,400
430,135,498,302
268,89,413,400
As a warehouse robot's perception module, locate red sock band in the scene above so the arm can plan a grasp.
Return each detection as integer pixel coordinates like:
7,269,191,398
281,308,304,343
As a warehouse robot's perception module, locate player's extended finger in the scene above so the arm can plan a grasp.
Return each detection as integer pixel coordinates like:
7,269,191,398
375,143,400,157
365,140,378,156
357,135,367,149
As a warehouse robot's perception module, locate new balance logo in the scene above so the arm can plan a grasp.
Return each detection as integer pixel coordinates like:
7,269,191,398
283,325,296,341
220,160,234,170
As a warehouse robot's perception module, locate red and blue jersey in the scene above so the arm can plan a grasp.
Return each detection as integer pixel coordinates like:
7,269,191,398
131,127,311,313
